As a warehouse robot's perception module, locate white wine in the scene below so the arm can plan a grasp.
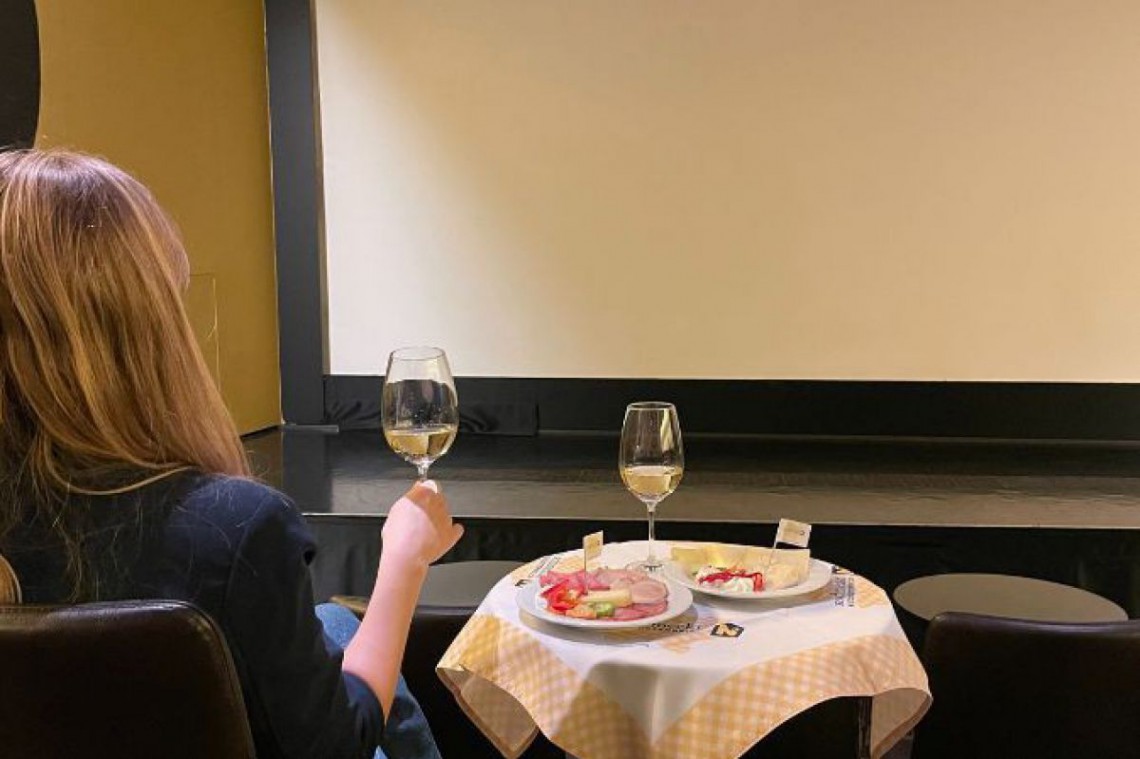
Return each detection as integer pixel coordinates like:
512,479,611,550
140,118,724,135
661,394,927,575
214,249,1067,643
621,464,683,501
384,424,457,463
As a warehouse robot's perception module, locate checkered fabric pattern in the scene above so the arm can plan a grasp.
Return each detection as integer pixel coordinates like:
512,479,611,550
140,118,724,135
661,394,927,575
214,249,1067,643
439,548,930,759
439,616,928,759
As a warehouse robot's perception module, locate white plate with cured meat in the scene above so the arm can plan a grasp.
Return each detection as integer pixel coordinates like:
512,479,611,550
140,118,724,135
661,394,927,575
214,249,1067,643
517,565,692,630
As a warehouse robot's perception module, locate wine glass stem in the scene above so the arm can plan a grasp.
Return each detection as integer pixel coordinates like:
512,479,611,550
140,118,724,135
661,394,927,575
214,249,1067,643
416,462,430,481
645,500,659,565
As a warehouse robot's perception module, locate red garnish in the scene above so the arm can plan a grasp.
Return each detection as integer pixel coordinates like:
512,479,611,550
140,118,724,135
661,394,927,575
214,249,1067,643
698,568,765,591
541,579,581,612
540,580,569,599
699,571,741,585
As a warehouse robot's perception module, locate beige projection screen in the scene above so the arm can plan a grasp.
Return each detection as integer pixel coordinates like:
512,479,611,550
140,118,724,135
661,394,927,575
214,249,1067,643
316,1,1140,381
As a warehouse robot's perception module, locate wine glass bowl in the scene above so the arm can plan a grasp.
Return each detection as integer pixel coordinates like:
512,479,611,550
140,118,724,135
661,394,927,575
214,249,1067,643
619,401,684,572
381,347,458,480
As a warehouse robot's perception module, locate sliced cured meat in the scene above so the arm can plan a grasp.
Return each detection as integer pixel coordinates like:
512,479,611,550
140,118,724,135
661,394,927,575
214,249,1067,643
629,579,667,605
633,600,668,616
583,571,609,591
612,606,650,621
540,570,606,593
538,565,670,622
592,569,621,587
611,600,668,620
539,571,569,587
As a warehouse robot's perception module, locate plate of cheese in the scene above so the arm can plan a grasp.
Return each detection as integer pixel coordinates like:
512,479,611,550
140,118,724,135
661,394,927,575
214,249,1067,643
664,542,833,599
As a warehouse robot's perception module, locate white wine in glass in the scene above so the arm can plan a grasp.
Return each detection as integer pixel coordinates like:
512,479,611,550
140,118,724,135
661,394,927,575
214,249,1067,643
381,347,458,480
619,401,684,572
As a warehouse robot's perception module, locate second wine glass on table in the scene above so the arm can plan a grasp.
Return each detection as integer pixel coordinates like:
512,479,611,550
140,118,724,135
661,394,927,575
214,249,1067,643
619,401,684,573
381,346,458,481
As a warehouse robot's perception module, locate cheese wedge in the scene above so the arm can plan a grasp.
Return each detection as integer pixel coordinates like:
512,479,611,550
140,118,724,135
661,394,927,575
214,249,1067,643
741,546,773,571
670,545,708,573
674,542,811,589
777,549,811,584
706,542,746,568
579,588,633,607
764,564,800,590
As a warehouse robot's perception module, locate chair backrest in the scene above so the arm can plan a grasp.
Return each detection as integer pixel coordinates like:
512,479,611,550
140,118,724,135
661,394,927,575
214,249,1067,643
0,599,256,758
913,611,1140,759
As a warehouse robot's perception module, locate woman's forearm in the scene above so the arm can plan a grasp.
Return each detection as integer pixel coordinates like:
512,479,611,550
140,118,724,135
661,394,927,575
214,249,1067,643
343,480,462,720
342,551,429,718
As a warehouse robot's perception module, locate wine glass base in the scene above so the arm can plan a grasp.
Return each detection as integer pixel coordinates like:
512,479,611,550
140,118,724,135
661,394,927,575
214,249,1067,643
626,559,664,574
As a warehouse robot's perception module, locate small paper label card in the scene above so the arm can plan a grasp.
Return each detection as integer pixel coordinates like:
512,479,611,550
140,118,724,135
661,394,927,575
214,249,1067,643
710,622,745,639
583,531,603,571
775,518,812,548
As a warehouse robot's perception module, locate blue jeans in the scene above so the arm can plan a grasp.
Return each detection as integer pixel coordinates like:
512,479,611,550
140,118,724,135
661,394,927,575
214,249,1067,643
315,603,442,759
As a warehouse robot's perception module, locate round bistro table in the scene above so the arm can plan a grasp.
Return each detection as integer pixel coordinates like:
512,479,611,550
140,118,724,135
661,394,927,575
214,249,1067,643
894,573,1126,625
439,542,930,759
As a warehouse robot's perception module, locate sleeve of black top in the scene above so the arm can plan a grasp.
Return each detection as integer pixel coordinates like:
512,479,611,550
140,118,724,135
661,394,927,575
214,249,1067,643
222,486,384,759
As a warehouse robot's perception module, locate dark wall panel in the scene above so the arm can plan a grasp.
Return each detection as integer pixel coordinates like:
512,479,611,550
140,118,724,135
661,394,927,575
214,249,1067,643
325,375,1140,441
0,0,39,149
265,0,326,424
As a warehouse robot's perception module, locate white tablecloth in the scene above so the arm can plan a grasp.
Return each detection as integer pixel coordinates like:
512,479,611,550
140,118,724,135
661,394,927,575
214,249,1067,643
439,541,930,759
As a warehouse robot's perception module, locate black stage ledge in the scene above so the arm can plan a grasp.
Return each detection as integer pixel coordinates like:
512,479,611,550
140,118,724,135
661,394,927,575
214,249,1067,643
246,427,1140,625
325,376,1140,441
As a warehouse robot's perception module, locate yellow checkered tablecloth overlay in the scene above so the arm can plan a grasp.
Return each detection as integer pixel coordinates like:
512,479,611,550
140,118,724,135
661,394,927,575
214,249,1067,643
437,542,930,759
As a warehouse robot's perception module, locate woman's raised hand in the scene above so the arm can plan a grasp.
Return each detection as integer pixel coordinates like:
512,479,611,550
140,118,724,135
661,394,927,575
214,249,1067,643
381,480,464,568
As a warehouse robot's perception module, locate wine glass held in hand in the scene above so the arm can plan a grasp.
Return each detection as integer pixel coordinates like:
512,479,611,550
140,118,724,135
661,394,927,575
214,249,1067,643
619,401,684,573
382,347,459,481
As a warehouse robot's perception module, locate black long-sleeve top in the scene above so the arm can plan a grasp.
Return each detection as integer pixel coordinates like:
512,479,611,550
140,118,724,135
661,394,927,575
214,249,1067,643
0,473,384,758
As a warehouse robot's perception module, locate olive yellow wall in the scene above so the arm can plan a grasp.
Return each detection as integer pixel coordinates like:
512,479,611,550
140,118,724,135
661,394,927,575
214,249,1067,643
318,1,1140,381
34,1,281,431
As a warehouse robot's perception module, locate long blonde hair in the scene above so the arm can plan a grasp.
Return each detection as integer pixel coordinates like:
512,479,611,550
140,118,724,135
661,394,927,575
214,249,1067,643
0,149,249,595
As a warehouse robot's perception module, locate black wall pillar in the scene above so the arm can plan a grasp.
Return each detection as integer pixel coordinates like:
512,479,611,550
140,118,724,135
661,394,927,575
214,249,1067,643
264,0,326,424
0,0,39,150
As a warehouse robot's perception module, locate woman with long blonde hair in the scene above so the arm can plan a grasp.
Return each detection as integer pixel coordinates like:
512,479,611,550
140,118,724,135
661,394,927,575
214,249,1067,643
0,149,460,758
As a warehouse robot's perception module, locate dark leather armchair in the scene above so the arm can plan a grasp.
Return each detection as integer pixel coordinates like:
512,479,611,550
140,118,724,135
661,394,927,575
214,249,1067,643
913,611,1140,759
0,600,256,758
